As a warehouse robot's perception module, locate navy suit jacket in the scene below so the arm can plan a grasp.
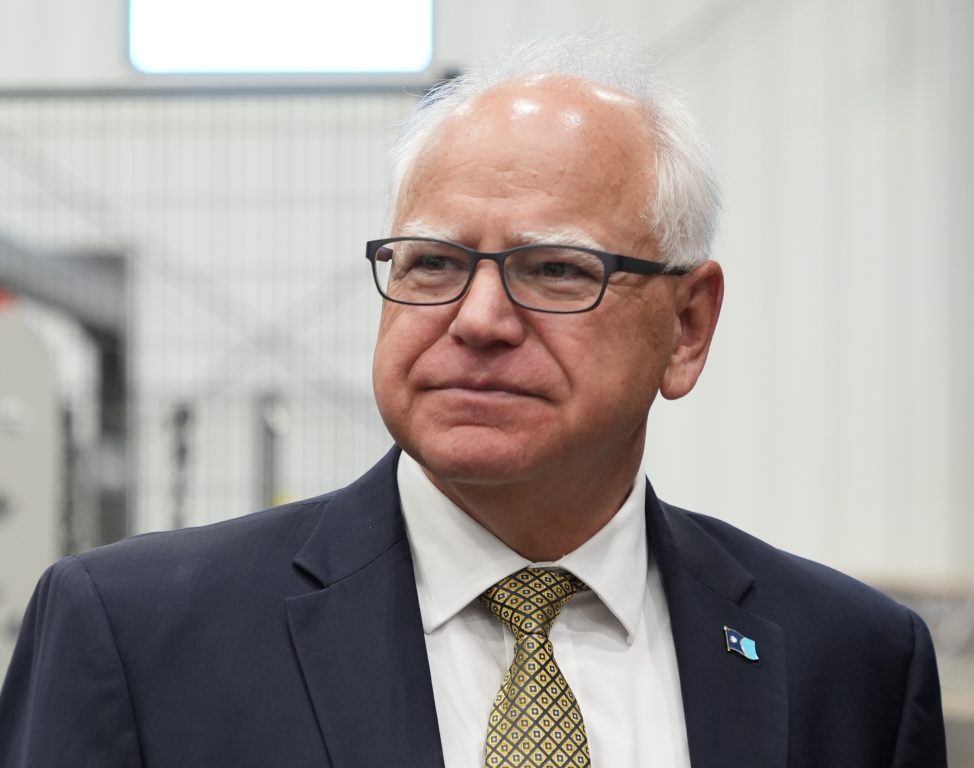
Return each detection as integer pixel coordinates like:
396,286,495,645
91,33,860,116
0,448,947,767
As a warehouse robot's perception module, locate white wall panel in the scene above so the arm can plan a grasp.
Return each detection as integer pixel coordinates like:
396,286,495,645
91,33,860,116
647,0,970,585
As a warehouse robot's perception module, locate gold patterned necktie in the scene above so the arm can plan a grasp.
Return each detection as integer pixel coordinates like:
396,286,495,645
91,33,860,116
479,567,591,767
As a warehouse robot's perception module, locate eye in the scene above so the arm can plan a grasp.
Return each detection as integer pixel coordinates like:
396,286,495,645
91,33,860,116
396,244,464,272
517,248,604,282
539,261,585,279
416,254,448,271
389,241,470,286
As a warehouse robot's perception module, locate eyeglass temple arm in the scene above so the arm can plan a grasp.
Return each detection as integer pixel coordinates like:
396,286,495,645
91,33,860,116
615,255,690,276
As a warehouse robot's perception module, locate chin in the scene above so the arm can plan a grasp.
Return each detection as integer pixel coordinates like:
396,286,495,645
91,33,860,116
400,428,551,487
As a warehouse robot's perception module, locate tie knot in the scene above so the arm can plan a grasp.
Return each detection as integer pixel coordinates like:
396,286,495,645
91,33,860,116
479,567,587,639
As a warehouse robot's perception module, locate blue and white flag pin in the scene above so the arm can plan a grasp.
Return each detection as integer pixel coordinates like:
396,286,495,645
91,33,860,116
724,626,759,662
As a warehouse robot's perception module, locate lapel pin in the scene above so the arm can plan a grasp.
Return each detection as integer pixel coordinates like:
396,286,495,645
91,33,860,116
724,625,759,662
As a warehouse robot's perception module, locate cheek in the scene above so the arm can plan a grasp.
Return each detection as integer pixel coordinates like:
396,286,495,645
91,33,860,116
372,333,414,439
581,306,676,402
372,307,445,402
373,310,408,403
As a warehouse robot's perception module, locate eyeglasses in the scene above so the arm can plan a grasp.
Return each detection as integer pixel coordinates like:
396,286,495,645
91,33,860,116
366,237,687,314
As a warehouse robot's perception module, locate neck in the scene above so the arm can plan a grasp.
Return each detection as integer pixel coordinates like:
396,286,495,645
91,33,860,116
423,445,644,562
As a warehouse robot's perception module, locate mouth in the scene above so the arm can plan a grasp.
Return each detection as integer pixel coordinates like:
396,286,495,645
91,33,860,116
428,380,540,399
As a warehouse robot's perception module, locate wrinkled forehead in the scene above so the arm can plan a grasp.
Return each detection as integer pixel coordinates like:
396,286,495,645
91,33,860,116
395,74,657,225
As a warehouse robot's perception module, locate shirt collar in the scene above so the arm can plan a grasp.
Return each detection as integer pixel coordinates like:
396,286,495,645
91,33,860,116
398,452,649,644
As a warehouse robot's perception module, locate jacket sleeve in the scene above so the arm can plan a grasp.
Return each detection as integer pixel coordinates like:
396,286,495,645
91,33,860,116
890,609,948,767
0,557,144,768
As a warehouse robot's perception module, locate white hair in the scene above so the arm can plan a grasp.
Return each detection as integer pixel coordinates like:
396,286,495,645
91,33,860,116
388,33,721,269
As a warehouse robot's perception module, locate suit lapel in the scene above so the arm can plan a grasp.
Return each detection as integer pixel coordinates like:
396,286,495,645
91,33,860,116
647,492,789,768
286,450,445,768
284,452,788,766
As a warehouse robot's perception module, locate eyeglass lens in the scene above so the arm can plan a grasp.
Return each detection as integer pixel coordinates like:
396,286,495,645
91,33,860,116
373,239,607,311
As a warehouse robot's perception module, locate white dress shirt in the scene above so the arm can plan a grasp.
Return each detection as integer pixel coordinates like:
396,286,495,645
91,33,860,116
398,452,691,768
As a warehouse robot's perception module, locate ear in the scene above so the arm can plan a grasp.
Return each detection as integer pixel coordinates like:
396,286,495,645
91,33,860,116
660,260,724,400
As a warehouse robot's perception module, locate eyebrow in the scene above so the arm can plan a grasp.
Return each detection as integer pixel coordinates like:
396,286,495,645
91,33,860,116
394,221,608,252
395,221,460,242
517,229,607,251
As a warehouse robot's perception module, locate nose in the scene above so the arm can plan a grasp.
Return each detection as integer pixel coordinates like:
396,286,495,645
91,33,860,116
448,262,527,348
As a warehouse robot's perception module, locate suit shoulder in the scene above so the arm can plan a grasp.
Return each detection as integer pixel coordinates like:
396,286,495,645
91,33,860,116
65,450,402,612
669,504,918,635
74,493,334,591
656,505,946,762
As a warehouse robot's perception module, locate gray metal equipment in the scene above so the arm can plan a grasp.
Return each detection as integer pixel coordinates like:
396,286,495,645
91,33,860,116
0,233,131,547
0,314,60,673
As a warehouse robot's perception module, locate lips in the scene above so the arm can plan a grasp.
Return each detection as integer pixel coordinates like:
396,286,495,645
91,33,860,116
410,350,553,401
428,379,538,398
414,367,547,399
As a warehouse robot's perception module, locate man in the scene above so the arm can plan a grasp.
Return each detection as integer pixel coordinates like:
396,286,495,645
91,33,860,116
0,36,947,767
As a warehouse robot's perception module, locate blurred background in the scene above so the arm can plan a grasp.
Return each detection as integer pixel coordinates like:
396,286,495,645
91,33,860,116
0,0,971,761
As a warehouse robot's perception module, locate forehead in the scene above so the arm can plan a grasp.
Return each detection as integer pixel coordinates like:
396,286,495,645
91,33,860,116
448,74,648,138
394,76,658,250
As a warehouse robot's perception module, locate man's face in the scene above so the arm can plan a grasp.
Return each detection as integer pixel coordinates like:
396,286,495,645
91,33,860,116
373,76,704,489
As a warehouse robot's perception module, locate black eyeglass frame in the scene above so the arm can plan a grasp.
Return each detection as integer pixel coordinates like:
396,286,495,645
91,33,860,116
366,237,690,314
